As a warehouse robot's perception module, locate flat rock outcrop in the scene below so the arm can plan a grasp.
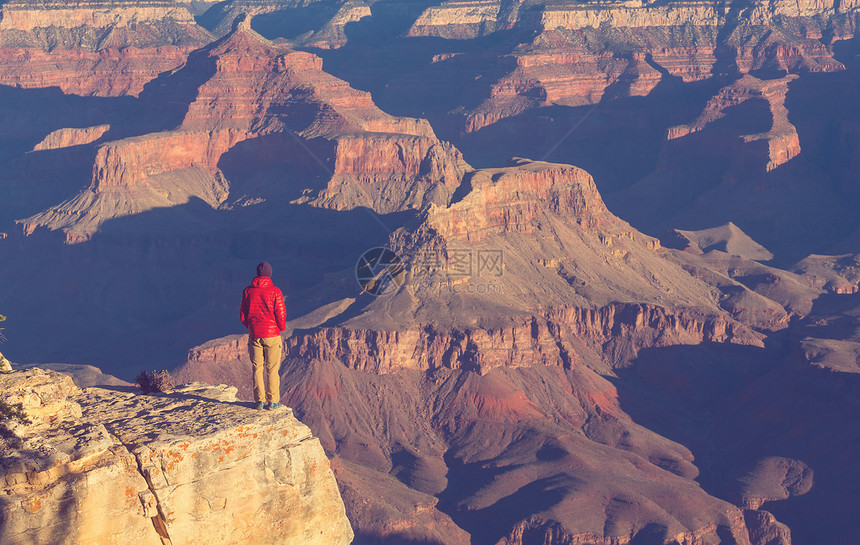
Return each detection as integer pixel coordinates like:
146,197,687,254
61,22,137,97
0,368,353,545
667,75,801,172
32,125,111,152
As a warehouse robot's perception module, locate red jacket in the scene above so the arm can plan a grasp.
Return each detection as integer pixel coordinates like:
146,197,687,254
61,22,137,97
240,276,286,339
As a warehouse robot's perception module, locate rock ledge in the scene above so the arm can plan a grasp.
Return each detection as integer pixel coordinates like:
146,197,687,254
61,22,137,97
0,368,353,545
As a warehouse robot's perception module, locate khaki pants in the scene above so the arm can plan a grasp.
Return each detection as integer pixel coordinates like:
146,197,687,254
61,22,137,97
248,336,282,404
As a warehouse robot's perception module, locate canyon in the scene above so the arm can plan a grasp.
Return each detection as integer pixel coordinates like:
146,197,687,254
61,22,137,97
0,0,858,543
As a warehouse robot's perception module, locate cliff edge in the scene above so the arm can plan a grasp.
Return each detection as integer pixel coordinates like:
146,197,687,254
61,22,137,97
0,368,354,545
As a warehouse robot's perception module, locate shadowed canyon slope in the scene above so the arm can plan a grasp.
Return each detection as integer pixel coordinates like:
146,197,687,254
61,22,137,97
0,0,859,544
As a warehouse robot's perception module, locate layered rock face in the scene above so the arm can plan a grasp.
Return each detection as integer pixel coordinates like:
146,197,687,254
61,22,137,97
284,303,759,379
379,158,742,313
0,0,212,96
409,0,858,38
0,0,194,31
299,132,467,214
426,158,621,240
0,46,204,96
397,0,858,133
19,129,235,242
0,368,353,545
18,17,468,241
173,158,783,545
287,152,766,365
177,342,771,545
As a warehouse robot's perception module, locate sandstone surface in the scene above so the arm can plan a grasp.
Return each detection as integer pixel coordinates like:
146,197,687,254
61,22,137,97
0,368,353,545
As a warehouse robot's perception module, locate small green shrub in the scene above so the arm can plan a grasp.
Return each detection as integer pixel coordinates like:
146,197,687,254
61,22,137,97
135,370,175,394
0,399,31,426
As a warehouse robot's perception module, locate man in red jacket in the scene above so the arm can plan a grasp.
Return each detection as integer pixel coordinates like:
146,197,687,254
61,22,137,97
240,262,287,410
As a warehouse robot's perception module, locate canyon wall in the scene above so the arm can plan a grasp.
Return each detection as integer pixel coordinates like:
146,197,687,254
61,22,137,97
284,303,761,376
403,0,859,133
426,159,622,241
0,0,211,96
0,0,194,31
16,20,467,240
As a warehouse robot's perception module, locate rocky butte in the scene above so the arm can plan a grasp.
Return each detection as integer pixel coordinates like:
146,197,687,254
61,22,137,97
0,368,354,544
174,158,804,544
17,16,467,242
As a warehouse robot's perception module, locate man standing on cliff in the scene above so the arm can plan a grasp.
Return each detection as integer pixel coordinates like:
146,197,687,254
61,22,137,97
240,262,287,410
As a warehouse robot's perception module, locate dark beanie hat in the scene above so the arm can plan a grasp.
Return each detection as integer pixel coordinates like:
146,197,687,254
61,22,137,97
256,262,273,277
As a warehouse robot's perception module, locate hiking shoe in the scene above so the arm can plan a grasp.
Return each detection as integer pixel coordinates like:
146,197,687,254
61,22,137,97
267,402,284,410
255,402,266,410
